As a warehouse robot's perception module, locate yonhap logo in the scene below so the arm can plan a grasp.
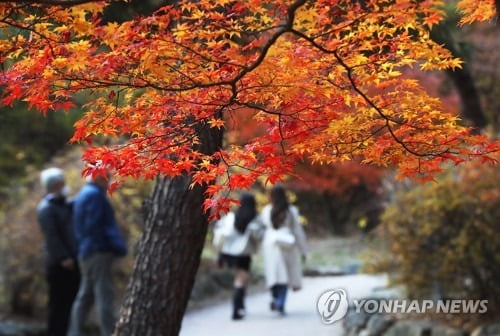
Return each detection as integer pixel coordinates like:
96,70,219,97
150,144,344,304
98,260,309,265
317,288,349,324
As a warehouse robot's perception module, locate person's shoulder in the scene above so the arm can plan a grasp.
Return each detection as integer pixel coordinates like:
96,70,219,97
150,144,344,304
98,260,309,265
259,204,272,225
217,211,235,225
77,184,102,199
37,197,50,213
225,211,236,219
226,211,236,221
261,204,272,213
65,196,75,205
248,217,264,229
289,205,300,216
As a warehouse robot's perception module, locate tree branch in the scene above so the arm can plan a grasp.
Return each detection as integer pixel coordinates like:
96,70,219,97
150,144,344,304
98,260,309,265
288,28,450,157
230,0,306,83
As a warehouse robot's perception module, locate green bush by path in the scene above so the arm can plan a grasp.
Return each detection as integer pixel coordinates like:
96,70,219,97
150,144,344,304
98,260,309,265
374,158,500,313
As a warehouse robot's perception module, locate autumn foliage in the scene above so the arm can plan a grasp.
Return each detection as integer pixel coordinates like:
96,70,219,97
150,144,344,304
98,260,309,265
456,0,497,25
0,0,498,215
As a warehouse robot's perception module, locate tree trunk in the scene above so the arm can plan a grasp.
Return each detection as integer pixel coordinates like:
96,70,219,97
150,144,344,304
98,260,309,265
445,66,488,130
431,26,488,130
115,125,223,336
322,193,344,236
496,0,500,24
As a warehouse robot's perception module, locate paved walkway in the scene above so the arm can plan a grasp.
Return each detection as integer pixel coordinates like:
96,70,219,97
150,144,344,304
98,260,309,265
180,274,387,336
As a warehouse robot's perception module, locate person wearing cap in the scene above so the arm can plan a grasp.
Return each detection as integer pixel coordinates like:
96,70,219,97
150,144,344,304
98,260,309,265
69,171,127,336
37,167,80,336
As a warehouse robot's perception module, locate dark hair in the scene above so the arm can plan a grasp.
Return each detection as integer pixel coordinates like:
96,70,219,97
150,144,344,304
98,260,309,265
270,185,289,229
234,193,257,234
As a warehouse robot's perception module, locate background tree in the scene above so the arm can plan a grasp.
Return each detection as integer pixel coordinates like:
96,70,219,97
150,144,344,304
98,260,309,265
431,26,486,129
289,161,384,235
0,104,79,197
0,1,498,335
430,2,493,130
467,23,500,132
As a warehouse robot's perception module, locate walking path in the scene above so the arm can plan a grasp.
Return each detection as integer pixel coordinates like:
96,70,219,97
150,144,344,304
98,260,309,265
180,274,387,336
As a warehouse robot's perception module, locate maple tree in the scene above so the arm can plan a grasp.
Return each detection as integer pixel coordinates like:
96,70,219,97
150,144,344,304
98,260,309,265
0,0,498,335
226,103,384,234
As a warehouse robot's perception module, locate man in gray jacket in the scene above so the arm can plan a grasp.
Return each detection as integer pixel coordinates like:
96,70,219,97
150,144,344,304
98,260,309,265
37,167,80,336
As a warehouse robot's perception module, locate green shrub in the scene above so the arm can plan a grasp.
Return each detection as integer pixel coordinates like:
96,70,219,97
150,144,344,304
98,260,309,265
0,105,81,195
376,159,500,311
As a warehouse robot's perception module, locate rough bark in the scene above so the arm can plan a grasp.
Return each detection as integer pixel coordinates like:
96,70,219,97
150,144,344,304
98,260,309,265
114,125,223,336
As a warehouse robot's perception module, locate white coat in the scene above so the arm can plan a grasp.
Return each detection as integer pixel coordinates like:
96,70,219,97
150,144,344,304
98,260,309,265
260,204,308,289
213,212,263,256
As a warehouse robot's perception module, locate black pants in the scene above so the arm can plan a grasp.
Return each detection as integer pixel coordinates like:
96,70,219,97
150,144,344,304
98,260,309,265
47,263,81,336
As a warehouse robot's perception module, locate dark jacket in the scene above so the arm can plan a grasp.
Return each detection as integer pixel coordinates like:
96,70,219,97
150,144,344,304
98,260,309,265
37,194,78,267
73,183,127,259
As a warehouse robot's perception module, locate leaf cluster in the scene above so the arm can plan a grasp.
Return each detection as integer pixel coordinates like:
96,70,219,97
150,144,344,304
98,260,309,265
0,0,497,216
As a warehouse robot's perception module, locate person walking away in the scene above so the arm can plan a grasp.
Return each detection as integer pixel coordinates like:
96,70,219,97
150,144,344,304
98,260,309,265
213,193,263,320
260,185,308,315
37,167,80,336
68,171,127,336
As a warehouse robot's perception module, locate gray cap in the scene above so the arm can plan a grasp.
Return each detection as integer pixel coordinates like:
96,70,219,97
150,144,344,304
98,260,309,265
40,167,65,193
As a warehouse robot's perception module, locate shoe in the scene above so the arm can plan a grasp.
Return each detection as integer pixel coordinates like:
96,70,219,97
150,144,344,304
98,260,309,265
270,301,277,311
232,309,245,320
232,313,244,320
232,288,246,320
